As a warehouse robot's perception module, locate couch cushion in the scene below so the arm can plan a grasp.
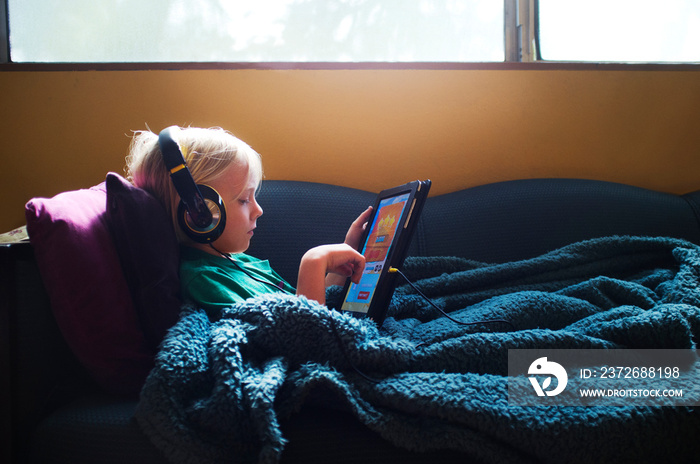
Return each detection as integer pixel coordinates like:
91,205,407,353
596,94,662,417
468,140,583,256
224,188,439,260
418,178,700,263
249,180,376,286
105,173,181,352
25,178,154,395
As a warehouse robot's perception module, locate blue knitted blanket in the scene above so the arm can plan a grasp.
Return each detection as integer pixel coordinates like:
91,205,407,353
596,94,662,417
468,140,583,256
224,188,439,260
136,236,700,463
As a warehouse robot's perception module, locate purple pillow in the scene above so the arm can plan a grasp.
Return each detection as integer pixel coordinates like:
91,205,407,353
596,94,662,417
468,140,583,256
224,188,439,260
25,180,155,396
105,173,181,352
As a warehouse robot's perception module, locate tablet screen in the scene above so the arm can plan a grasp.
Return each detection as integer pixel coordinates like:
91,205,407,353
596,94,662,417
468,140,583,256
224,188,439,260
341,192,411,314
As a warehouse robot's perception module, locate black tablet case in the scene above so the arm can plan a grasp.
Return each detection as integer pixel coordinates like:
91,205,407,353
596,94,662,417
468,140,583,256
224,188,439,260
340,180,431,325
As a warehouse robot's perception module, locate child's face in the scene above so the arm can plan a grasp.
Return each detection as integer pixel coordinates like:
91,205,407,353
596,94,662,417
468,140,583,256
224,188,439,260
210,163,262,254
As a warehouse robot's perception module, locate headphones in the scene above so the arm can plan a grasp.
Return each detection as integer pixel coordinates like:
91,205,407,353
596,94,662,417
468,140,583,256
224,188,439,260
158,126,227,243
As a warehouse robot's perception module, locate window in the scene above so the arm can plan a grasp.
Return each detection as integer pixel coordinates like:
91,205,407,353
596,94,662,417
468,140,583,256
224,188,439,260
538,0,700,63
6,0,504,63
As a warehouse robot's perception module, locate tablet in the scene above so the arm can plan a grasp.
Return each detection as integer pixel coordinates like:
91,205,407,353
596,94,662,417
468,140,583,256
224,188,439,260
340,180,431,325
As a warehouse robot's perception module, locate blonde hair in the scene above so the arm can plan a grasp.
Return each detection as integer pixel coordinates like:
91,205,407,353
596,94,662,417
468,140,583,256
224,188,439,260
125,126,263,243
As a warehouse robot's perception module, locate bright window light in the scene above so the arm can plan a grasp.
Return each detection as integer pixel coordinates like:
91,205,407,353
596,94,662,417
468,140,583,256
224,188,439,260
538,0,700,63
8,0,504,63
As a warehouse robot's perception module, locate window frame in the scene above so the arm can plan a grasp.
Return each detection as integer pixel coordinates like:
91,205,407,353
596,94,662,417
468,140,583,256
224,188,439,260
0,0,698,71
1,0,8,63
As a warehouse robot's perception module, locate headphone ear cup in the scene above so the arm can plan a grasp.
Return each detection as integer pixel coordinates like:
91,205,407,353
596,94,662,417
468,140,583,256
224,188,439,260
178,184,227,243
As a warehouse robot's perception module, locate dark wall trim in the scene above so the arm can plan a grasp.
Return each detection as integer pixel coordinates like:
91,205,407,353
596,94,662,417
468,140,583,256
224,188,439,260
1,61,699,72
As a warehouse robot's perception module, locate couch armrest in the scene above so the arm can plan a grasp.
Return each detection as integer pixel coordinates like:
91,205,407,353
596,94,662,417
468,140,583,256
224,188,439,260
1,242,98,463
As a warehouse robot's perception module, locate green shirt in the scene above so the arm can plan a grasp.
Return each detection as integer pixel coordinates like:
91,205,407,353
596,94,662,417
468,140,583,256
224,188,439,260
179,246,295,313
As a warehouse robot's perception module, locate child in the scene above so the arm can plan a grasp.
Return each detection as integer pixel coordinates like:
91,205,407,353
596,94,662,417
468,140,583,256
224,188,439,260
126,126,371,313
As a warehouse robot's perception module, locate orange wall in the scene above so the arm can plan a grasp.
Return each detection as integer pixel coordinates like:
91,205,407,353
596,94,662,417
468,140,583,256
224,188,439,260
2,67,700,232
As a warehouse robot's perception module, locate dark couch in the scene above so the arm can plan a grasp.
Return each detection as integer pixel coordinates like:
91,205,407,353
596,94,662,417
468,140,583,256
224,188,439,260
4,178,700,463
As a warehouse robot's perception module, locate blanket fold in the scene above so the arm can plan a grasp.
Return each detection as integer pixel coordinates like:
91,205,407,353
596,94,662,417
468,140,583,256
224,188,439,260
136,236,700,464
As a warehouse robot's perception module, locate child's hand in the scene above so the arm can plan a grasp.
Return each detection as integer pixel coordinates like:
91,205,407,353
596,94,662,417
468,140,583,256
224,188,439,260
297,244,366,304
344,206,373,250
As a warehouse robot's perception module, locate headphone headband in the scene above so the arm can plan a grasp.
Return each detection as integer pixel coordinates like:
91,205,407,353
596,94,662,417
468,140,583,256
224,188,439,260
158,126,213,229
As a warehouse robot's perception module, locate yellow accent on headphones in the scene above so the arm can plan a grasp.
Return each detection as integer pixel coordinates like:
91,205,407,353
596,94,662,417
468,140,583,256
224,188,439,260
169,164,186,175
